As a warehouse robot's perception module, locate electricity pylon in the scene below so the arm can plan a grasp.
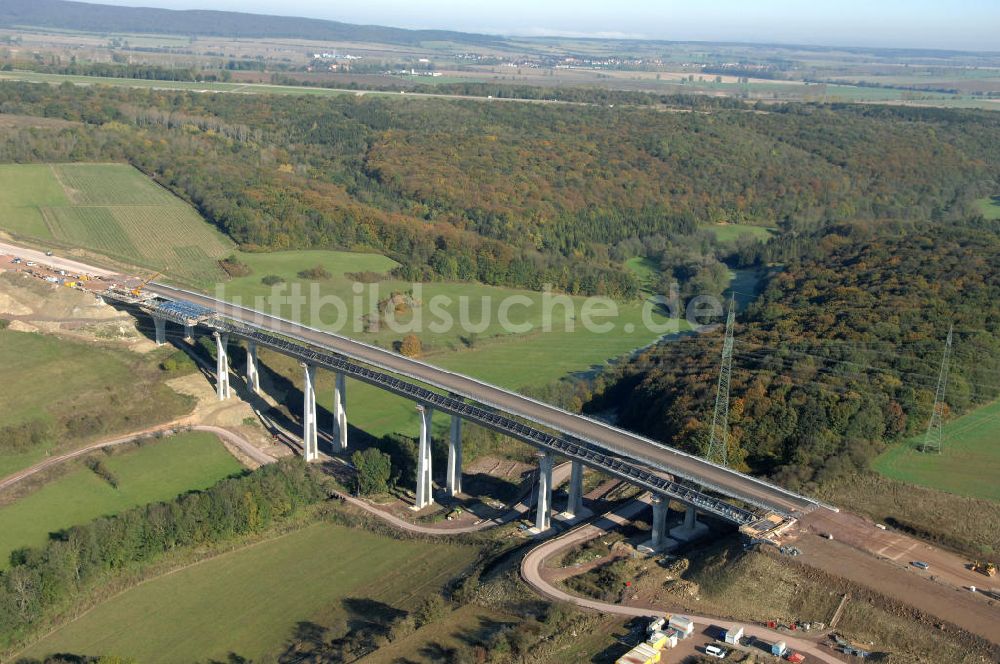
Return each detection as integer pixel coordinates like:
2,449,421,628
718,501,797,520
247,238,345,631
707,295,736,466
920,324,953,454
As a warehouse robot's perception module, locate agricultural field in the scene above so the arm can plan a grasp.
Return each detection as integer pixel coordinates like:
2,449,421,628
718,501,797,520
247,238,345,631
975,196,1000,220
0,328,194,478
0,163,234,285
0,70,414,97
871,398,1000,502
0,432,242,568
0,164,68,238
21,522,479,663
228,248,685,439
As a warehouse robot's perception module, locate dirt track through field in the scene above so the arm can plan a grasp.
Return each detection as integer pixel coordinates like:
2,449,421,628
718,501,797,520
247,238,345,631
0,424,271,494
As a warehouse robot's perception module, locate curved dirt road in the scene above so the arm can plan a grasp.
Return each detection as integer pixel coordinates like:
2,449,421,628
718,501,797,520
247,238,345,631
519,497,847,664
331,461,572,535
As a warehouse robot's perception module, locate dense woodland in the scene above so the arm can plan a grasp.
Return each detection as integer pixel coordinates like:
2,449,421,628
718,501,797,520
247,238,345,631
0,82,998,296
588,219,1000,489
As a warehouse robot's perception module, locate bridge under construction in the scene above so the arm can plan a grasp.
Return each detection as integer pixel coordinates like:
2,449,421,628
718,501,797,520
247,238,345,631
102,281,828,546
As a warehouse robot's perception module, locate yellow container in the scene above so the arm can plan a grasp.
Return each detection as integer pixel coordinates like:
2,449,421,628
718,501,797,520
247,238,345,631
646,631,668,650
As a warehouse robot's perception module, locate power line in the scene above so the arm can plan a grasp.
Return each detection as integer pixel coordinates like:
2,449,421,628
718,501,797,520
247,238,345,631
735,342,1000,392
920,324,953,454
706,295,735,467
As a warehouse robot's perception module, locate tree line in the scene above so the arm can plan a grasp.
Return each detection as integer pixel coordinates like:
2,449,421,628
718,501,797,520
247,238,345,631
0,459,326,648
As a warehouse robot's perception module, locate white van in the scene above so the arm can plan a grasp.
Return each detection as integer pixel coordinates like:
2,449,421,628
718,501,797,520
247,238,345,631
705,644,727,659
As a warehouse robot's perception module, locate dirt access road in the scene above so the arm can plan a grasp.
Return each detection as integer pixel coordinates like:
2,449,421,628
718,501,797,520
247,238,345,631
330,460,570,536
796,509,999,644
0,424,271,494
0,241,120,279
520,496,851,664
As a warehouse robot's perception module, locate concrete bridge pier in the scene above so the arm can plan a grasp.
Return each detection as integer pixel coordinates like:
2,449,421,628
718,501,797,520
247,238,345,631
562,460,587,519
183,324,195,342
414,404,434,509
333,372,347,451
446,414,462,497
301,363,319,462
669,503,709,543
641,494,678,552
246,341,260,395
153,315,166,346
213,331,231,400
534,451,554,533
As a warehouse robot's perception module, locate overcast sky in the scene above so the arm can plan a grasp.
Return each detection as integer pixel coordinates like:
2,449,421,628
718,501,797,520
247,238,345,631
89,0,998,51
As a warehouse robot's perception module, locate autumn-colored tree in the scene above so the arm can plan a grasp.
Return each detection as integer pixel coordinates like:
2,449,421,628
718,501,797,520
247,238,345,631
399,334,422,357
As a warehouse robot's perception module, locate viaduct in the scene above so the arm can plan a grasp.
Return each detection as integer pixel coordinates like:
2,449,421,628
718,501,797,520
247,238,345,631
112,283,826,547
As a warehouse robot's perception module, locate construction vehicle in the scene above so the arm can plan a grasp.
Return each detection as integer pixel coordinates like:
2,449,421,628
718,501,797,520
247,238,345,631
972,561,997,577
130,272,162,297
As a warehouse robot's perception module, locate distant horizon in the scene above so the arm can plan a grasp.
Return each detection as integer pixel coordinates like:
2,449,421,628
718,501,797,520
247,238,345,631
68,0,1000,53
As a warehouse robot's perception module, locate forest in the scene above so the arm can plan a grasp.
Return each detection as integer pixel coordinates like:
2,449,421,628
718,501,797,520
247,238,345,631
587,218,1000,489
0,82,998,296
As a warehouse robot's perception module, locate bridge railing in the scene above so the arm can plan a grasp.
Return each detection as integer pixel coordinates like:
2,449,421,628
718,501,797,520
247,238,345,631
213,317,759,525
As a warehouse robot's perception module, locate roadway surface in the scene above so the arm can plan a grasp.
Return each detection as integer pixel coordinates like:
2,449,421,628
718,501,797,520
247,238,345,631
0,241,119,279
147,282,821,518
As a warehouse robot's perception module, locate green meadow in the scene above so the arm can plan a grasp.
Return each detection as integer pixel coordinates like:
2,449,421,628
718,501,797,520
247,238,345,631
872,398,1000,501
0,432,242,568
975,196,1000,220
226,248,685,439
0,329,193,479
22,522,478,662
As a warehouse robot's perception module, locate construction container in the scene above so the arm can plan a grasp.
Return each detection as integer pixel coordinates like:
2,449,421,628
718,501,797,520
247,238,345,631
646,631,668,650
648,630,677,650
771,640,787,656
647,617,666,634
724,626,744,644
615,642,661,664
668,615,695,638
639,643,661,663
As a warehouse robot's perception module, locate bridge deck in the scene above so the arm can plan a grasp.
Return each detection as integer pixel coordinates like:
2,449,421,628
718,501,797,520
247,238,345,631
147,283,821,517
